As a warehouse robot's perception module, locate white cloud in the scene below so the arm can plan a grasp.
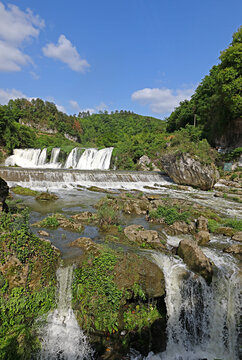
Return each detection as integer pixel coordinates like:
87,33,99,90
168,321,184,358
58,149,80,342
30,71,39,80
56,104,66,113
43,35,90,72
131,87,195,115
79,108,96,115
0,88,31,104
0,88,66,114
96,102,107,112
0,2,44,72
69,100,80,112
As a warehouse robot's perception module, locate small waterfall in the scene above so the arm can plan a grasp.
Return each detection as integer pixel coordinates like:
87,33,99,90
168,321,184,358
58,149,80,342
5,148,42,167
136,250,241,360
64,148,82,169
5,147,114,170
39,266,93,360
76,147,114,170
49,148,61,168
0,167,172,191
38,149,48,166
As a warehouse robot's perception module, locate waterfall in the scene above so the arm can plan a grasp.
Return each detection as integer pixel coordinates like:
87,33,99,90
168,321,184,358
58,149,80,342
5,148,42,167
5,147,114,170
64,148,82,169
39,266,93,360
137,251,241,360
76,148,113,170
38,149,48,166
0,167,172,192
49,148,61,168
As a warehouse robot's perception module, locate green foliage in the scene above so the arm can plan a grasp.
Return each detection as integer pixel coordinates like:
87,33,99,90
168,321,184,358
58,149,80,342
97,201,119,226
166,27,242,145
39,215,60,229
208,218,242,232
123,304,160,332
149,205,190,225
207,219,220,233
72,249,122,333
0,208,59,359
168,125,217,165
223,219,242,231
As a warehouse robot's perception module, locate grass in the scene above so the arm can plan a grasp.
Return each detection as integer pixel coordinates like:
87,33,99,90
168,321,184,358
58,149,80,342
11,186,39,196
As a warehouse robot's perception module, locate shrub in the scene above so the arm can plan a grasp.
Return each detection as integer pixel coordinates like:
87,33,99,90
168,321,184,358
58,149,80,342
149,206,190,225
97,202,119,225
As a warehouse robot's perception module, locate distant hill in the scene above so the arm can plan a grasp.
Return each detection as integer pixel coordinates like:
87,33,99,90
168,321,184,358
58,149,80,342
0,101,167,169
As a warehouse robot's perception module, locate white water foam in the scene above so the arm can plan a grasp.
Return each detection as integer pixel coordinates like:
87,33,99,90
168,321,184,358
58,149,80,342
39,266,93,360
5,147,114,170
132,250,241,360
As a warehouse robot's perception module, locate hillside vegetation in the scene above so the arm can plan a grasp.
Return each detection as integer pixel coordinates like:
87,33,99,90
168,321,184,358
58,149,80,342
166,26,242,147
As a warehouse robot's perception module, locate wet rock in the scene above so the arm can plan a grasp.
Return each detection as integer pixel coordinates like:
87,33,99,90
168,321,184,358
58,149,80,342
38,230,49,237
168,221,196,235
232,232,242,242
69,237,101,255
197,216,208,232
0,177,9,212
195,231,210,246
177,239,214,283
71,211,98,223
114,253,165,298
161,152,219,190
124,224,166,250
217,226,235,237
224,244,242,255
137,155,160,171
35,192,58,201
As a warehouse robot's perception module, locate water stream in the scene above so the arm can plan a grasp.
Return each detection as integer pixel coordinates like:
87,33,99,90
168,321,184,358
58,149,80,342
132,250,241,360
39,266,93,360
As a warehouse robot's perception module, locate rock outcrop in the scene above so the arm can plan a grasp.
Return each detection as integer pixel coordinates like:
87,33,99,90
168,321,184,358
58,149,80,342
124,224,167,250
0,177,9,212
161,152,219,190
177,239,214,283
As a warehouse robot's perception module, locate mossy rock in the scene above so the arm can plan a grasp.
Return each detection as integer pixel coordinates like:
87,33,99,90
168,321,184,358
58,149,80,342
11,186,39,196
35,192,59,201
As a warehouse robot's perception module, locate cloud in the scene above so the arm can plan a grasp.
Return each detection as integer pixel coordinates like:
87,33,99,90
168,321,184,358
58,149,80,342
131,87,195,115
79,108,96,115
69,100,80,112
96,102,107,112
0,88,31,104
30,71,39,80
43,35,90,72
0,88,66,114
0,2,44,72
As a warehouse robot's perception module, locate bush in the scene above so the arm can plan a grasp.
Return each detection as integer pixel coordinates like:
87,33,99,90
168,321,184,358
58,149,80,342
149,206,190,225
97,202,119,226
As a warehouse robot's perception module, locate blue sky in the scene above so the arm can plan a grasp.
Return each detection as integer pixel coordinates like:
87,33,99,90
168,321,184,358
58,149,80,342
0,0,241,118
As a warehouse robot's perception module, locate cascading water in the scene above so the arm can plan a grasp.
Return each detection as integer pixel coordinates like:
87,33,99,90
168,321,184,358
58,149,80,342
64,148,83,169
5,147,114,170
49,148,61,168
39,266,93,360
134,251,241,360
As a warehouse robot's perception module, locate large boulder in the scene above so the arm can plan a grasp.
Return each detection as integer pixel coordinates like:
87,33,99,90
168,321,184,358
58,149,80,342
0,177,9,212
161,152,219,190
177,239,214,283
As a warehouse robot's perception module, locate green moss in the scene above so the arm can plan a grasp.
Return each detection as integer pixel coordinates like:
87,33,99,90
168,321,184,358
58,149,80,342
72,249,122,333
0,209,59,359
11,186,39,197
